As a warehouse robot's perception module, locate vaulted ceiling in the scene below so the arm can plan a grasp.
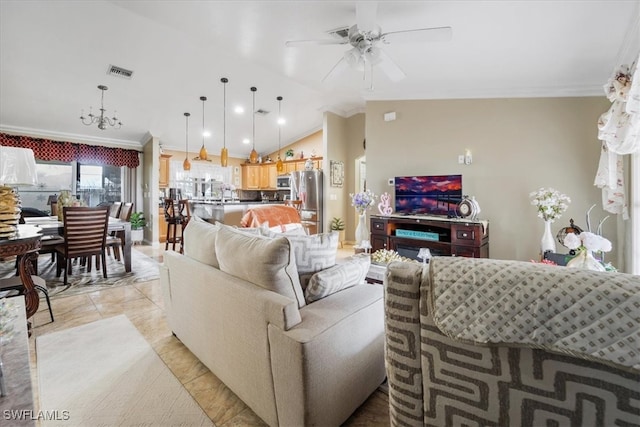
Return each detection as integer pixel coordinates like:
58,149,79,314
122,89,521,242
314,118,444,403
1,1,638,158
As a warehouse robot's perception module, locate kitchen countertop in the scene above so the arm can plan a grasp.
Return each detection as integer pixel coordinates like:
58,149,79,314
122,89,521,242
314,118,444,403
159,200,285,207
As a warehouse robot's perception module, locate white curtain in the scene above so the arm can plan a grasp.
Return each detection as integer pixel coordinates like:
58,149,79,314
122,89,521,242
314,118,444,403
594,53,640,219
122,153,141,211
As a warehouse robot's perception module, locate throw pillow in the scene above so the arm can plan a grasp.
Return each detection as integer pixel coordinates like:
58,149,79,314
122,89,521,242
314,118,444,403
183,216,220,268
262,230,339,289
215,226,306,308
304,255,371,303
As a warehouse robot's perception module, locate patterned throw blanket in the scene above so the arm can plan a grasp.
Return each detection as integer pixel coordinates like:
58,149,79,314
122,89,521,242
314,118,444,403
428,257,640,371
240,205,301,230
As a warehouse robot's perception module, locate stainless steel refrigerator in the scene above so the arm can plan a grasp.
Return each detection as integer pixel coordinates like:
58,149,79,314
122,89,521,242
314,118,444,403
290,170,323,234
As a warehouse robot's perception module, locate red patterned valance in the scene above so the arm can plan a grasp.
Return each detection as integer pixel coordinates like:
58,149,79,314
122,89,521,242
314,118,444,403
0,133,140,168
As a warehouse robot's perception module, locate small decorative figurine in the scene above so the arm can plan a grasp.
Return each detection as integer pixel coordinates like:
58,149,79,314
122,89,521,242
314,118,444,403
378,192,393,216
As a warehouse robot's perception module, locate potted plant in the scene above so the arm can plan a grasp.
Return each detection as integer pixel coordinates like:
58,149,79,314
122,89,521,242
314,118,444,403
330,217,345,248
129,211,146,244
285,148,294,160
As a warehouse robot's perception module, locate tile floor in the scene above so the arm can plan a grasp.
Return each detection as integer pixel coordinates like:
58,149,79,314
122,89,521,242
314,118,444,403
28,244,389,426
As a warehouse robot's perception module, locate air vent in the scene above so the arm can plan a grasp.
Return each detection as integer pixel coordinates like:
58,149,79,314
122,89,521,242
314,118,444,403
107,64,134,79
327,26,350,40
255,109,270,116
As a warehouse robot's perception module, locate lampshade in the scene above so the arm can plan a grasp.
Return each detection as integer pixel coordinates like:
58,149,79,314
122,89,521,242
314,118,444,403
0,146,38,238
0,146,38,186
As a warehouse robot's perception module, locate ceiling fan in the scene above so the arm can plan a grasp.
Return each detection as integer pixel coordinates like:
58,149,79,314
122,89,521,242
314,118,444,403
285,2,452,83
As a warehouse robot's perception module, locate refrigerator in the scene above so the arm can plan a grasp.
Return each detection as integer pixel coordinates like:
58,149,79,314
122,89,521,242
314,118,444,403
290,170,323,234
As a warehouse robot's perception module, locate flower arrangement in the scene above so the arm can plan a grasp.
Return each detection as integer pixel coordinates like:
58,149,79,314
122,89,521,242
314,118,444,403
371,249,414,265
529,187,571,222
350,189,377,215
563,231,612,253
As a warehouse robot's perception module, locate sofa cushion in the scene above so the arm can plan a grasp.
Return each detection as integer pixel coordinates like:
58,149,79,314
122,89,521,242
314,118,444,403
262,230,339,289
304,254,371,303
183,216,220,268
215,226,306,308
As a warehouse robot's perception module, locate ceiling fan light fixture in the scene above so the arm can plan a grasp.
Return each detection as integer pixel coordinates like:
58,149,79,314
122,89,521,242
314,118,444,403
220,77,229,167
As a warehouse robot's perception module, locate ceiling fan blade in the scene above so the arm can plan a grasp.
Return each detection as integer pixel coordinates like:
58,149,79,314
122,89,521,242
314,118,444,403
367,48,405,82
321,57,351,83
285,39,348,47
381,26,453,44
356,1,378,33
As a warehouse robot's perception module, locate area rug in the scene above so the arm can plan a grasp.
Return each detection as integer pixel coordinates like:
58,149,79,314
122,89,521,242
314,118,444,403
36,315,213,427
0,248,159,299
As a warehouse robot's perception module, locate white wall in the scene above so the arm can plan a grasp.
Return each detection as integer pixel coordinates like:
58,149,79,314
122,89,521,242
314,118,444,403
364,97,624,267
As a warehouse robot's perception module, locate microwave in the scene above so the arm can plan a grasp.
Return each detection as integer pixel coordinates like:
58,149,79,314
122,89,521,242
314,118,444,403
276,175,291,189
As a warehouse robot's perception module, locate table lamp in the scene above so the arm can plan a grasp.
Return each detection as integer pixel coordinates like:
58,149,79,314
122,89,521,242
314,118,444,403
0,146,38,238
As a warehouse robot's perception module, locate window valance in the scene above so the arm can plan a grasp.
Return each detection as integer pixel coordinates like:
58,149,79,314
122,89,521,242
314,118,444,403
0,133,140,168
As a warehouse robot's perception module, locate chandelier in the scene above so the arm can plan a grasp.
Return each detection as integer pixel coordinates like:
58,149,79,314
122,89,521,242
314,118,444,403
80,85,122,130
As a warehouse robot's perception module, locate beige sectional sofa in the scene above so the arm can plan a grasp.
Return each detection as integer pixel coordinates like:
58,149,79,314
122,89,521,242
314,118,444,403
160,218,386,427
384,257,640,426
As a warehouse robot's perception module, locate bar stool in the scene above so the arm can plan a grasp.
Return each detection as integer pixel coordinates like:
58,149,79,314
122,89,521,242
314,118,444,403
164,199,190,253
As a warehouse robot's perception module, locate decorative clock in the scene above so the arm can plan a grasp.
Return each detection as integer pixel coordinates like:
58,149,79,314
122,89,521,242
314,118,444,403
457,196,481,220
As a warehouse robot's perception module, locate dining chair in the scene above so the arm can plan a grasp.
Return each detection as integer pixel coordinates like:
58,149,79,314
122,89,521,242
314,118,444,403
164,199,190,253
109,201,122,218
55,206,110,286
106,202,133,260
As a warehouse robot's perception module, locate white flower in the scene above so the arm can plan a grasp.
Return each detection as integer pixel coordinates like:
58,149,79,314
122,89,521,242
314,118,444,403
529,187,571,222
563,231,612,253
563,233,581,250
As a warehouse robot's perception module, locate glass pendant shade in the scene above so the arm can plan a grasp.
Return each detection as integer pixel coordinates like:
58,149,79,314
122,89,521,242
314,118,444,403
220,147,228,167
276,96,284,173
199,145,208,161
220,77,228,167
249,86,258,163
183,112,191,171
198,96,208,160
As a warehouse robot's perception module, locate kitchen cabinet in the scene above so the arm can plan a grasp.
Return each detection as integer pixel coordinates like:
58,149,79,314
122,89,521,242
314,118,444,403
242,164,260,189
159,154,172,188
242,158,322,189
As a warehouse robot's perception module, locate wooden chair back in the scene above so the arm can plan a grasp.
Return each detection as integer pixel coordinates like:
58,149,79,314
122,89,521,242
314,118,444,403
109,202,122,218
118,202,133,221
284,200,302,212
61,206,110,259
178,199,191,226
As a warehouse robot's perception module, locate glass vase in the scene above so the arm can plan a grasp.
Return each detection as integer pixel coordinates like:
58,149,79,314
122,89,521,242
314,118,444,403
540,220,556,254
355,213,368,246
566,250,606,272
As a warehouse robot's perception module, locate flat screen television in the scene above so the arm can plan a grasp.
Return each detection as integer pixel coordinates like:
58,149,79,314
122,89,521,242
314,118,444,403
394,175,462,216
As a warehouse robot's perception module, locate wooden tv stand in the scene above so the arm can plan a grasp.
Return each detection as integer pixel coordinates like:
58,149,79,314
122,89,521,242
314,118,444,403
370,214,489,259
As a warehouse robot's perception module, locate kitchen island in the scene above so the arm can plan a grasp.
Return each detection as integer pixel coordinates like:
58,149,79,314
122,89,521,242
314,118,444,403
189,200,285,227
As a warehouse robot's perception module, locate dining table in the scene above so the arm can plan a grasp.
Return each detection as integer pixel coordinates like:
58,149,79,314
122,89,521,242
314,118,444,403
23,216,132,273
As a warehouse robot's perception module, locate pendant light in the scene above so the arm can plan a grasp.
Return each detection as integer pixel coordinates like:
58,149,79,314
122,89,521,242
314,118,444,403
276,96,284,173
220,77,229,167
198,96,208,161
183,112,191,171
249,86,259,164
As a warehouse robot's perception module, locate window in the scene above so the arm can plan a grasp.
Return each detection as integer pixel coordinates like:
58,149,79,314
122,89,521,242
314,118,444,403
17,161,123,212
